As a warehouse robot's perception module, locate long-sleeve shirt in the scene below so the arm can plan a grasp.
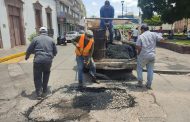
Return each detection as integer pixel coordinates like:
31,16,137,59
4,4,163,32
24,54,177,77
100,5,114,29
26,33,57,63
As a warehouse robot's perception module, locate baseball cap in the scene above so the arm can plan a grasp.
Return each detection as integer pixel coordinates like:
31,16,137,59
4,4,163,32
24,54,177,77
39,27,48,32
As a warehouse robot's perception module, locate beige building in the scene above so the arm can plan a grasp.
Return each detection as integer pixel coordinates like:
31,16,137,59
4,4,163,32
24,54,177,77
55,0,86,36
174,19,190,32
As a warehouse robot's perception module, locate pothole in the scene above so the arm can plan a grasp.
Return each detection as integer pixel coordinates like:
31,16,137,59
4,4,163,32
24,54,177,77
24,84,137,122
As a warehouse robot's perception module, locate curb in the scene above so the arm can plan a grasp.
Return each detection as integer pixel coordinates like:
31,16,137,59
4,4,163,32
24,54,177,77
0,52,26,63
143,69,190,75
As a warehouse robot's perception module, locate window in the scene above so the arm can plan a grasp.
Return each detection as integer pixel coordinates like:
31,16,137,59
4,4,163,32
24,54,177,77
46,6,52,29
60,4,63,12
33,1,43,33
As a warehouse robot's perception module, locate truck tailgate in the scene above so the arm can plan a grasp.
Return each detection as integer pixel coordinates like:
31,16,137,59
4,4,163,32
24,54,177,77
95,58,137,70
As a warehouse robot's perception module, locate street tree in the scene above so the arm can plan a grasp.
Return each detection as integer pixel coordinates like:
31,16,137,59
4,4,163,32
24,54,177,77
144,16,163,26
138,0,190,24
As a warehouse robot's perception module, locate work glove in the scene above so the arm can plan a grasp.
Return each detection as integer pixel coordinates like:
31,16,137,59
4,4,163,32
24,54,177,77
84,57,90,68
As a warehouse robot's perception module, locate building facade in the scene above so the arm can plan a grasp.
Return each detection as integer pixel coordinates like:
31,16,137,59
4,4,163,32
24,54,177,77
55,0,86,36
174,19,190,33
0,0,58,49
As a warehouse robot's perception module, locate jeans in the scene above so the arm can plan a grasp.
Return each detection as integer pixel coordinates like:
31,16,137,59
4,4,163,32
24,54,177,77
76,56,96,83
136,57,155,87
33,63,52,94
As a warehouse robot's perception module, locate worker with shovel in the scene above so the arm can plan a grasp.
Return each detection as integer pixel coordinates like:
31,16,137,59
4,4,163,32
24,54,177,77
72,30,99,89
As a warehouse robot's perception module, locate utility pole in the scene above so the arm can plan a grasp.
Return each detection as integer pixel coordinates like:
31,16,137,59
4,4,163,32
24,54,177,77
121,1,124,18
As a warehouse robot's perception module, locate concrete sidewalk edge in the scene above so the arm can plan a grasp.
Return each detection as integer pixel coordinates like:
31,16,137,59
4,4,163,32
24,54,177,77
144,69,190,75
0,52,26,63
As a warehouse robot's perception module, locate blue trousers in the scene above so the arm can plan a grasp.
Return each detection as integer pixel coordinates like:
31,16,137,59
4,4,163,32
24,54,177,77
76,56,96,83
137,58,155,87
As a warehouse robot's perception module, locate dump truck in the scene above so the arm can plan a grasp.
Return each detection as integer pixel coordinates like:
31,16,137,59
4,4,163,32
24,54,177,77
85,18,137,79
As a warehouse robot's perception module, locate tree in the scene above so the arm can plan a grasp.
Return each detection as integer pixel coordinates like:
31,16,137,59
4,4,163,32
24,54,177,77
144,16,163,26
138,0,190,24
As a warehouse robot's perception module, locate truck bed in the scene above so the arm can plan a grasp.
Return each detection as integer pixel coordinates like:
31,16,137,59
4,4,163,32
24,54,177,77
95,58,137,70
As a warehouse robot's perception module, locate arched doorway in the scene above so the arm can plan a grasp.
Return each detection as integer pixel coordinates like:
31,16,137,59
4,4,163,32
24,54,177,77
5,0,25,48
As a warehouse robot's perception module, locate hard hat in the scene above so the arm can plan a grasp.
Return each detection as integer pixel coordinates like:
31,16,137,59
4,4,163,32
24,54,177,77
85,30,93,37
39,27,48,32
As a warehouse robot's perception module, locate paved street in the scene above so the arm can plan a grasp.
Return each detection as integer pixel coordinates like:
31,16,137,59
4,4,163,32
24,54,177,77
0,44,190,122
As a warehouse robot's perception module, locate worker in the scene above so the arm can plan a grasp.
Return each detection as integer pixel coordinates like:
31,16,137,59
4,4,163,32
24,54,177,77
25,27,57,99
72,30,99,88
132,27,139,42
100,0,114,44
136,24,164,89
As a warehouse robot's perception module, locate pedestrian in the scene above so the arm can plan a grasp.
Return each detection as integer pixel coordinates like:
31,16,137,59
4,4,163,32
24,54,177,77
183,25,187,35
72,30,99,88
158,26,163,37
132,27,139,42
127,29,132,41
136,24,164,89
100,0,115,44
25,27,57,99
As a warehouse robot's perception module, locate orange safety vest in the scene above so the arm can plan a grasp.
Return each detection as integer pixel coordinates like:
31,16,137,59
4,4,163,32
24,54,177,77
75,34,94,56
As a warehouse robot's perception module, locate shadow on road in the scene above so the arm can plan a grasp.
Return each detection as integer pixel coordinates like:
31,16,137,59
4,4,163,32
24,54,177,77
21,90,37,100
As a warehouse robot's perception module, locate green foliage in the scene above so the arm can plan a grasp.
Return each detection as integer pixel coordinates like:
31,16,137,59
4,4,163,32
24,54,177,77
28,32,38,42
144,16,163,26
168,40,190,46
138,0,190,24
114,24,134,30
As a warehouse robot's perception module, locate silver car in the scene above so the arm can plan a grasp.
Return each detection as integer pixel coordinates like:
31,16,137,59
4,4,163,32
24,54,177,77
66,31,78,42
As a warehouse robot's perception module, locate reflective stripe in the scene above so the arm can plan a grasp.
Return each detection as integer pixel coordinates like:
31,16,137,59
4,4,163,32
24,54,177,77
83,38,94,56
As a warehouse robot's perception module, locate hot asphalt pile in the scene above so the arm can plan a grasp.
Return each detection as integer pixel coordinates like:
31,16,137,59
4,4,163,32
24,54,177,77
73,87,136,110
106,44,136,59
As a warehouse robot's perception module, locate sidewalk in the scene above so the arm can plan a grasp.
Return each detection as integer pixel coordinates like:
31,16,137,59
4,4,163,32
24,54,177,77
154,47,190,73
0,46,26,58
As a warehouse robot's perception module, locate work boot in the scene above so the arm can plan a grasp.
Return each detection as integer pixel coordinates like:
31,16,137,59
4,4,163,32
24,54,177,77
145,83,152,90
42,88,51,98
92,76,100,84
137,81,143,87
78,81,83,89
36,91,42,100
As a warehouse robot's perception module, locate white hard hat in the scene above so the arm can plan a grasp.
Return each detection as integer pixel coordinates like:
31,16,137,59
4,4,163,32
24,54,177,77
85,30,93,36
39,27,48,32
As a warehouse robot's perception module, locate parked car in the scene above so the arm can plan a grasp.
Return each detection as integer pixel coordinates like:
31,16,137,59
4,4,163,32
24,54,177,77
66,31,78,42
57,35,67,46
188,30,190,39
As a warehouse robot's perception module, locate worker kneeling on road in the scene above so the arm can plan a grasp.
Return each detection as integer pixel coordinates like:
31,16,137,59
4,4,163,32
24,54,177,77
136,24,164,89
72,30,99,88
25,27,57,99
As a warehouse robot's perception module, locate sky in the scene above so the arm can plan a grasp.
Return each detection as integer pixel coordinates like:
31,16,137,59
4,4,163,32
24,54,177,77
82,0,139,17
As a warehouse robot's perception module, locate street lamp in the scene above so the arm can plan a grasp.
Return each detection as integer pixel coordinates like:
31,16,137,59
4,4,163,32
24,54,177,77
121,1,124,18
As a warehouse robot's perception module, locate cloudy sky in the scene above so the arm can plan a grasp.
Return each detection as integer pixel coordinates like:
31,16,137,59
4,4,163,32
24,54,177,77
82,0,139,17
